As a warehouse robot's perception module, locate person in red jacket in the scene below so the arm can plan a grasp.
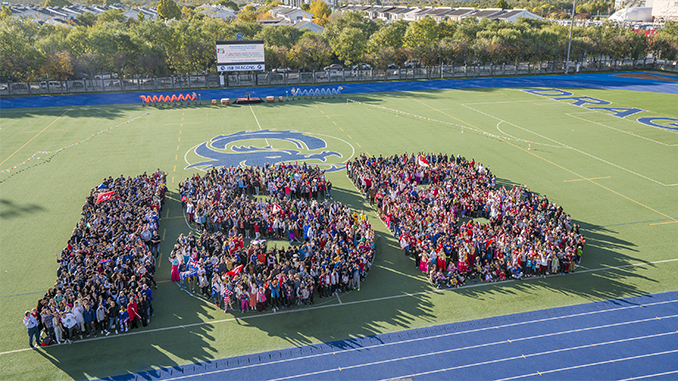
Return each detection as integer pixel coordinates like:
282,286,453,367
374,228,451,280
127,294,139,330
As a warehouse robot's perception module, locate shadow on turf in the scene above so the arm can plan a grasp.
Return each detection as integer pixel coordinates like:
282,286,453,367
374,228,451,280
0,198,47,219
0,106,131,120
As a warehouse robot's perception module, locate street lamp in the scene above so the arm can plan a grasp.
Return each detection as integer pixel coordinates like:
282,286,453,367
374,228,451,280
565,0,577,74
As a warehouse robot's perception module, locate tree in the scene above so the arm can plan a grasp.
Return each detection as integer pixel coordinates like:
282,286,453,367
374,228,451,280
367,20,407,53
42,0,72,7
98,9,127,24
309,0,331,27
237,5,257,22
137,11,145,22
157,0,182,21
301,3,310,11
289,34,332,70
76,12,97,27
403,17,439,49
496,0,510,9
330,27,367,65
256,25,303,48
0,4,12,20
0,19,45,82
40,50,73,80
216,0,240,12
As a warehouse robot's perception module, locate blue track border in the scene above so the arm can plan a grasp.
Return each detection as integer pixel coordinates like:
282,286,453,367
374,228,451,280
2,72,677,110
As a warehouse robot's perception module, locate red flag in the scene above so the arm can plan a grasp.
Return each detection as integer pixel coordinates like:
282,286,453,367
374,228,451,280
417,155,429,167
226,264,243,277
96,191,115,204
272,203,281,214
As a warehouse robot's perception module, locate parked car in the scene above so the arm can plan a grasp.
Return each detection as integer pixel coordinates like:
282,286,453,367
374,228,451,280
351,63,371,71
11,83,28,90
70,81,84,88
272,67,292,73
324,64,343,71
387,63,397,69
403,59,421,68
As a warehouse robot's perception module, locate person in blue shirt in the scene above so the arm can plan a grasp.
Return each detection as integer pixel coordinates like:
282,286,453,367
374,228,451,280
23,311,39,349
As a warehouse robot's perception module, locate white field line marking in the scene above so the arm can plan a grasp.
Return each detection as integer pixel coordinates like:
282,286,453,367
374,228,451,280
162,314,678,381
282,331,678,381
2,259,678,357
336,293,342,304
496,121,562,148
566,112,678,147
461,100,539,106
496,349,678,381
461,103,678,187
249,105,269,147
618,369,678,381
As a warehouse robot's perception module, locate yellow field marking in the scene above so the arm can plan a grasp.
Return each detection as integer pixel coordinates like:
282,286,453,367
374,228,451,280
563,176,611,182
410,97,678,223
522,354,526,359
172,176,174,183
332,121,337,125
163,228,166,240
175,154,178,160
1,110,68,166
178,137,181,142
347,135,353,139
176,145,180,151
356,142,362,147
339,127,344,131
173,165,176,172
182,112,184,115
166,208,170,218
20,129,65,133
179,130,182,134
164,123,200,126
315,105,324,114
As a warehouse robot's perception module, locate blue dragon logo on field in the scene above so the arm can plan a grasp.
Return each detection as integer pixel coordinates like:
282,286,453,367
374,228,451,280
186,130,348,172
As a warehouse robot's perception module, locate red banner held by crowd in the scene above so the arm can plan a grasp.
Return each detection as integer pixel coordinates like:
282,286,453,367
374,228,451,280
96,191,115,204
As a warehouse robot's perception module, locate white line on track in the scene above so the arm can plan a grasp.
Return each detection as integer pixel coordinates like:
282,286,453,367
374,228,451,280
2,259,678,357
388,333,678,381
159,314,678,381
618,369,678,380
496,349,678,381
460,103,678,187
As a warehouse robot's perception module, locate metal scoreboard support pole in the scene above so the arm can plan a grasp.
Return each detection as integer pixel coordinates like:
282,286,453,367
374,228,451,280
565,0,577,75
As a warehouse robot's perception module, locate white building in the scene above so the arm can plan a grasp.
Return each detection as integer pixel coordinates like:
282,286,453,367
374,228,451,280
196,4,237,21
651,0,678,21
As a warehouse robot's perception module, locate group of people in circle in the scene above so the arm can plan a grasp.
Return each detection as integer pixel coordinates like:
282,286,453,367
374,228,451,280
170,163,375,314
348,153,584,289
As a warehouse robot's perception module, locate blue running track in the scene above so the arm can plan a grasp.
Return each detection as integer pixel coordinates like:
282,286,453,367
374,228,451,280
102,291,678,381
2,72,678,109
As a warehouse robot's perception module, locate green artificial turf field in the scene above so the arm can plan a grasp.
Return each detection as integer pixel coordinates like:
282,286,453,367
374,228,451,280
1,86,677,380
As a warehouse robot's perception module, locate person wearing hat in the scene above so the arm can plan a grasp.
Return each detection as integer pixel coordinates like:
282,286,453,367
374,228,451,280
23,310,39,349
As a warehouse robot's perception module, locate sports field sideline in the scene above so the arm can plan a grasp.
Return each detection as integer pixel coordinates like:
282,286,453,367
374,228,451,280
0,72,677,380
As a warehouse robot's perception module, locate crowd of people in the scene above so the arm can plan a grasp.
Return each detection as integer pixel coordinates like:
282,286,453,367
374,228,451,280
23,171,166,349
172,163,375,314
348,153,585,289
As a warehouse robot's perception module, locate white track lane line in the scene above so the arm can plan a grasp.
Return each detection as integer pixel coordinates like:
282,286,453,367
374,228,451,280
135,311,678,380
496,349,678,381
618,369,678,381
386,333,678,381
